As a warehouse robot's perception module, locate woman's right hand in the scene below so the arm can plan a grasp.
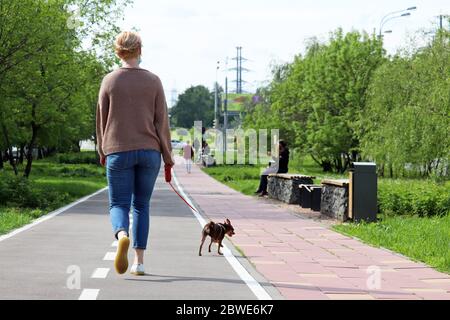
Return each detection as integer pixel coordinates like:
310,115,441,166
100,156,106,167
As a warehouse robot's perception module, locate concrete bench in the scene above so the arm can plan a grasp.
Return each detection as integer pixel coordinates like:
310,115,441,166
320,179,350,222
268,174,315,204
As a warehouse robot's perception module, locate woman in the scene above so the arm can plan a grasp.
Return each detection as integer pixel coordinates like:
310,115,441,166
96,31,174,276
255,140,290,197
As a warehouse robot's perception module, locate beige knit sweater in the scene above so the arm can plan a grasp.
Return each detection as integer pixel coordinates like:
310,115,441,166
96,68,174,166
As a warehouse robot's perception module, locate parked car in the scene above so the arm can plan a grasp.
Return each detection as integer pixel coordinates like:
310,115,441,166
171,140,184,150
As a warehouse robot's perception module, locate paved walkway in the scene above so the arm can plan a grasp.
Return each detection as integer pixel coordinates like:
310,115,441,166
174,157,450,300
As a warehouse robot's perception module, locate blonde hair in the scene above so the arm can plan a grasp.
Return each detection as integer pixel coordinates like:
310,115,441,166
114,31,142,60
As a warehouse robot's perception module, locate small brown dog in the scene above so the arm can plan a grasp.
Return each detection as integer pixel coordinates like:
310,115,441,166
199,219,235,256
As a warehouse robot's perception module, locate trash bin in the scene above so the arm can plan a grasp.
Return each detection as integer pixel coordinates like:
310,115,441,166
310,186,322,212
349,162,377,223
299,185,322,212
299,184,313,209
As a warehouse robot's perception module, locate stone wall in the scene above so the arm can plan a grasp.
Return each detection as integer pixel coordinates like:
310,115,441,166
268,176,314,204
320,185,349,222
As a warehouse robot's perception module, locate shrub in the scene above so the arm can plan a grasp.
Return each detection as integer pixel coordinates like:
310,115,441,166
378,180,450,217
0,173,70,210
54,152,99,165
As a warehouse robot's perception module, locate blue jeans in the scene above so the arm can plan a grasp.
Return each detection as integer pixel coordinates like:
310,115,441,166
107,149,161,250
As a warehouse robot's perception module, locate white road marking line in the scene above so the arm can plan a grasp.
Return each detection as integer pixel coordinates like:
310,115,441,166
0,187,109,243
103,252,116,261
111,241,118,247
172,170,272,301
78,289,100,300
91,268,110,279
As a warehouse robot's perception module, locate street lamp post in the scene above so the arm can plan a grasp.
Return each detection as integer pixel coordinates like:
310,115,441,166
214,61,220,129
379,6,417,38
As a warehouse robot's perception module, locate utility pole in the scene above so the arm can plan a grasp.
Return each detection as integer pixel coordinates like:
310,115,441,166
231,46,249,94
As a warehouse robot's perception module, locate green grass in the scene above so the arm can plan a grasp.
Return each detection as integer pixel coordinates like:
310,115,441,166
0,207,46,235
203,165,262,195
334,214,450,274
0,158,107,235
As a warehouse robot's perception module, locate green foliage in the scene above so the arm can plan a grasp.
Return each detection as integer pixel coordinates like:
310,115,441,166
170,85,215,128
378,180,450,217
0,173,70,210
244,29,385,173
53,152,99,165
0,207,45,235
0,0,133,177
361,31,450,178
334,214,450,273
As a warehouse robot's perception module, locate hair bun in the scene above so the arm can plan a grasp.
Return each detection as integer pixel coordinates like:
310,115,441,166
114,31,142,59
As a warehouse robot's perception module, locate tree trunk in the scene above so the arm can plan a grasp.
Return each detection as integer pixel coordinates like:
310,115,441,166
379,163,385,178
24,126,38,178
1,122,18,175
24,104,39,179
0,151,3,169
322,160,332,173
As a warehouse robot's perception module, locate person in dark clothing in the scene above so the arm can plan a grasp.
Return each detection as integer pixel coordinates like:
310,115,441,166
255,140,290,197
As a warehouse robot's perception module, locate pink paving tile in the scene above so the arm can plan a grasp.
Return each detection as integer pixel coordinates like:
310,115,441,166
395,268,450,280
412,291,450,300
289,262,331,274
325,267,368,278
275,286,330,300
254,266,302,283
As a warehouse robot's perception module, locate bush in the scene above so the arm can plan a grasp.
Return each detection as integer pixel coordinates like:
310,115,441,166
54,152,98,165
378,180,450,217
0,173,70,210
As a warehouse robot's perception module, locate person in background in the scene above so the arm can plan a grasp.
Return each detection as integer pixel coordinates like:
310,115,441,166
255,140,290,197
183,141,194,174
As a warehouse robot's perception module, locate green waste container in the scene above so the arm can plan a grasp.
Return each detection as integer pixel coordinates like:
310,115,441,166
349,162,378,223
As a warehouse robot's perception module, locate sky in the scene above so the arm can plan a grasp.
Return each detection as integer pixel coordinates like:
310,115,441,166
119,0,449,106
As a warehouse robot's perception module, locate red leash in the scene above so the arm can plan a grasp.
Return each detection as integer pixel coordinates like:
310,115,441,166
168,181,199,213
165,164,198,213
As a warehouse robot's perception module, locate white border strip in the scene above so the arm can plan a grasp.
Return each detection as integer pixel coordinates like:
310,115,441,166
79,288,100,300
0,187,108,243
172,170,272,300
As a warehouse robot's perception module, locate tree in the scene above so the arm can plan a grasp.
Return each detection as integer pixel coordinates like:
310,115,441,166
170,85,214,129
361,30,450,177
0,0,133,176
245,29,385,172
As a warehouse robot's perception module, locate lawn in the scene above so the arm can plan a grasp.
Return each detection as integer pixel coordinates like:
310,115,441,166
203,155,450,274
0,154,107,235
334,214,450,274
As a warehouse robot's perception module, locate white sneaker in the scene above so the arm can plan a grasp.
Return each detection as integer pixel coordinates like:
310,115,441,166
130,264,145,276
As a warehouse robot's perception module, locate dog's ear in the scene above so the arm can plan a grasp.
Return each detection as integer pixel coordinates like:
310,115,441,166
225,218,231,225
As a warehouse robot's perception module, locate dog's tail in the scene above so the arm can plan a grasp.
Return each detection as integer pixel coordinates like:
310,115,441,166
204,221,215,235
